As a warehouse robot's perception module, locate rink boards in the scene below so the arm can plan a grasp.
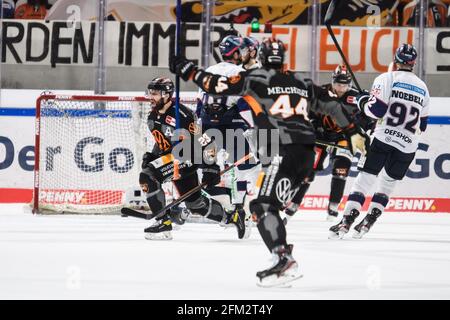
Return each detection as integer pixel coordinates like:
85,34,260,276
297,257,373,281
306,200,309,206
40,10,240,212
0,89,449,212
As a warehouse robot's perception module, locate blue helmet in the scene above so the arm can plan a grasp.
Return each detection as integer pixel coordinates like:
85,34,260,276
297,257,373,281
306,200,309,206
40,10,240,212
394,43,417,66
219,35,244,59
243,36,259,52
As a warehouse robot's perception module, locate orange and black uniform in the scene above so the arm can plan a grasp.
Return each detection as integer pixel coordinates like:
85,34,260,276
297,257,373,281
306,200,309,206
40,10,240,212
140,100,225,223
310,84,373,171
294,84,375,213
190,66,358,251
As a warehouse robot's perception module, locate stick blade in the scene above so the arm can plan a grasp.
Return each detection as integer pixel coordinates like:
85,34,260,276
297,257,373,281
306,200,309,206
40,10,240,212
324,0,340,25
121,208,155,220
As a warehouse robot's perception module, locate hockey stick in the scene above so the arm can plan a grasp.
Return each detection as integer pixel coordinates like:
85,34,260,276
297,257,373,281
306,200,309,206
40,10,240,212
315,139,350,151
121,153,254,220
324,0,363,92
175,0,182,133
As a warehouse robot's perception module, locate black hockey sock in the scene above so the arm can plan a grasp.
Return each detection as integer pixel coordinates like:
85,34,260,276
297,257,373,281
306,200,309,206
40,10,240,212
146,189,166,214
257,211,287,252
290,181,311,205
329,176,346,204
330,157,350,204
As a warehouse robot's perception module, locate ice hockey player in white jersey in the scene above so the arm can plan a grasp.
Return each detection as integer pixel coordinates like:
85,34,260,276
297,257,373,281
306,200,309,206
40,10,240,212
196,35,256,228
329,43,430,239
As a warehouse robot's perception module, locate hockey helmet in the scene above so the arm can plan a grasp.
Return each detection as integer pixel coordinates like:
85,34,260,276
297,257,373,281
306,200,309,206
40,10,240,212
332,64,352,85
219,35,245,59
394,43,417,66
259,38,285,68
243,36,260,53
147,77,174,97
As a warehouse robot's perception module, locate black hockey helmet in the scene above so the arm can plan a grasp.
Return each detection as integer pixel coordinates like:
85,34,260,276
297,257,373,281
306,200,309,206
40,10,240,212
259,38,285,68
332,64,352,85
394,43,417,66
147,77,174,97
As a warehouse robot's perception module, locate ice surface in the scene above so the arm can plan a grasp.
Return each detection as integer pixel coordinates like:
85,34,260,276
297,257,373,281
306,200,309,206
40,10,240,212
1,204,450,299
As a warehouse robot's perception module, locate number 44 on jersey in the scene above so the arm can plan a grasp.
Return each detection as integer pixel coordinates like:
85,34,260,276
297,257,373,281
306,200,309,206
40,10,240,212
269,95,309,120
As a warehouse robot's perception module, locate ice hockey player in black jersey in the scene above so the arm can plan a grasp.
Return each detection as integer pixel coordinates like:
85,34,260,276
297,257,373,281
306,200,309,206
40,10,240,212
284,65,375,222
170,38,369,287
139,77,247,240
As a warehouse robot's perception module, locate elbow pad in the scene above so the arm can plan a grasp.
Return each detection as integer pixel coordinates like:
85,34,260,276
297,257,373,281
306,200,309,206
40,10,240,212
364,96,388,119
419,116,428,133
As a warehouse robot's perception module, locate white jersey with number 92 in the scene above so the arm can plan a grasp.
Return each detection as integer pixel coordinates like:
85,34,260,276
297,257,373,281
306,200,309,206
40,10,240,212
370,71,430,153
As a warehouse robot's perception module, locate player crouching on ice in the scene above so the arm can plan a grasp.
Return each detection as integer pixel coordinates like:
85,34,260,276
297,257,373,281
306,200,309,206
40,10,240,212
139,77,249,240
329,44,430,240
170,38,370,287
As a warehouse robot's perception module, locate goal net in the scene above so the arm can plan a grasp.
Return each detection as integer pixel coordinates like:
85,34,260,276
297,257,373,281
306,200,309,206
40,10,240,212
33,94,156,214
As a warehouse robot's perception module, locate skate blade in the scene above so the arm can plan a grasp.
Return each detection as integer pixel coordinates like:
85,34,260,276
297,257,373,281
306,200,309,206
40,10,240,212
144,231,173,240
219,223,235,228
338,230,347,239
352,228,367,239
242,220,252,239
328,231,340,240
256,273,303,288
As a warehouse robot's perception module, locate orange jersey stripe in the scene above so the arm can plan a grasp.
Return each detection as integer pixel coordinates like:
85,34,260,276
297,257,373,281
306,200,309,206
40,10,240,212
243,95,264,116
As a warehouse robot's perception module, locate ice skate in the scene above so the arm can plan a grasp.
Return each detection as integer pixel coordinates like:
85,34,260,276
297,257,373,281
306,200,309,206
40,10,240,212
144,216,173,240
225,205,250,239
326,207,339,222
220,210,234,228
353,207,382,239
168,206,189,225
256,244,302,288
329,209,360,239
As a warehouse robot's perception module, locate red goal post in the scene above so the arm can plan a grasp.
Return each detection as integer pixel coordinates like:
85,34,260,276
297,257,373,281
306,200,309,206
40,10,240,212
33,94,154,214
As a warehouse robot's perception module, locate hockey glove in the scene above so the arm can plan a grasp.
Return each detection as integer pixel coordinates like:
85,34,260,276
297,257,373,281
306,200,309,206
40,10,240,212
345,125,370,156
202,164,221,188
356,90,370,112
170,56,198,81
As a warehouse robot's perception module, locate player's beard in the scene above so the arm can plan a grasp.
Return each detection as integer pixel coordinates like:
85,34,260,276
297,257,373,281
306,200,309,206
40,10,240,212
241,54,250,66
151,98,165,111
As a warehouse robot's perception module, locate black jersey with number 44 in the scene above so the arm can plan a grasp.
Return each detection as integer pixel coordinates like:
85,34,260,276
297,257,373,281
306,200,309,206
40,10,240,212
193,67,353,146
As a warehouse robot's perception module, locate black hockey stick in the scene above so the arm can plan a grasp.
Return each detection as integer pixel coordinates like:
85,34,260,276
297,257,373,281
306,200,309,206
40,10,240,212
174,0,182,132
121,153,255,221
324,0,363,92
315,140,349,151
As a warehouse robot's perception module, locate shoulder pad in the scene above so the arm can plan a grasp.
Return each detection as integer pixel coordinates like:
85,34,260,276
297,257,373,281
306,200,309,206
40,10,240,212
348,87,360,96
302,77,314,86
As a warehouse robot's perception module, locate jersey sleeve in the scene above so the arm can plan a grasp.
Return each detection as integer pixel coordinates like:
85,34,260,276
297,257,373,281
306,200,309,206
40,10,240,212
422,88,430,118
236,97,254,128
419,87,430,132
370,73,391,103
193,69,246,96
365,73,391,119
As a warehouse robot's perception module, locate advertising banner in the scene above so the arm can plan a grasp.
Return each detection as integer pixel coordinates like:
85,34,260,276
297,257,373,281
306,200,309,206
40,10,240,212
1,90,449,212
2,20,449,74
